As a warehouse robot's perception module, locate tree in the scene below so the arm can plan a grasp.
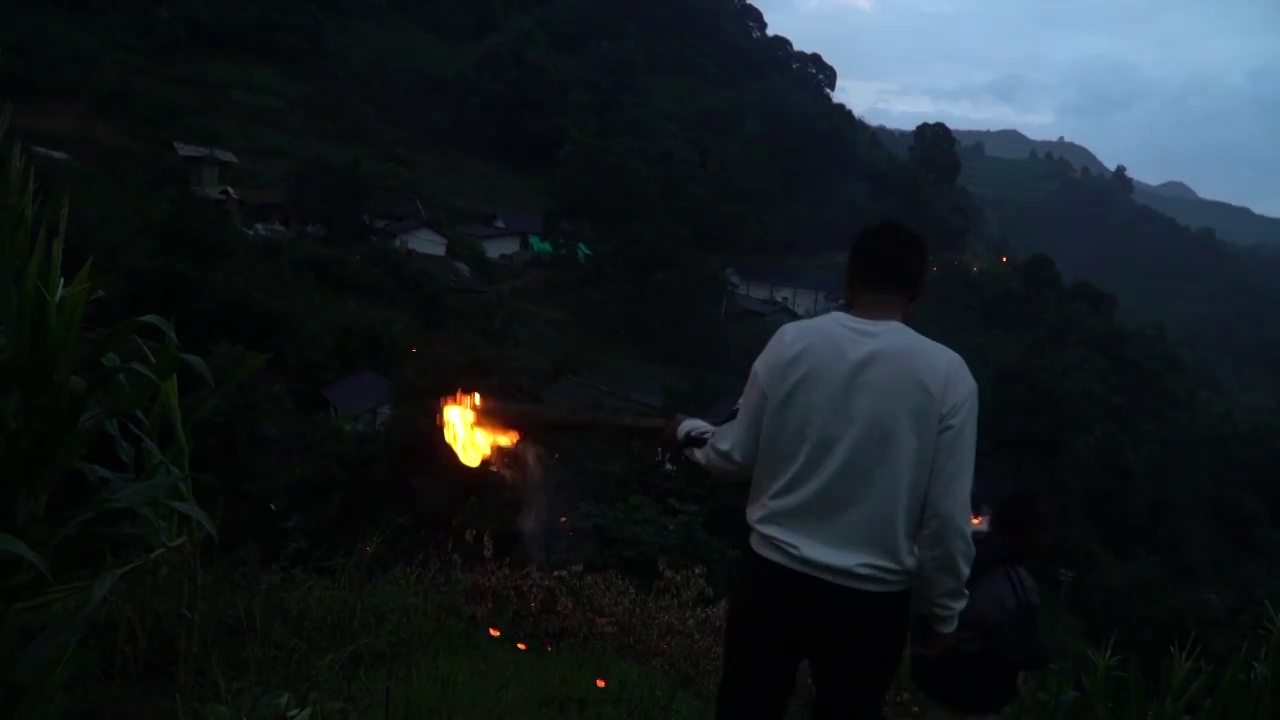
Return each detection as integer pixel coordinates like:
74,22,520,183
909,122,962,186
1111,164,1135,197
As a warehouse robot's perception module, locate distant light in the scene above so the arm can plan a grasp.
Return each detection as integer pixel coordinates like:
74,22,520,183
1001,256,1008,263
596,679,607,688
411,347,417,352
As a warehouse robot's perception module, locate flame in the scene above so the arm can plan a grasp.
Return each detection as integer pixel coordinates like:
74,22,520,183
440,391,520,467
596,679,607,688
516,642,527,650
489,627,501,637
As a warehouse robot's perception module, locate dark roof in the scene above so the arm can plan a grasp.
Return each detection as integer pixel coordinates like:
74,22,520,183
494,211,544,235
385,218,445,236
172,141,239,164
729,263,842,294
727,293,799,318
322,371,391,416
457,223,520,240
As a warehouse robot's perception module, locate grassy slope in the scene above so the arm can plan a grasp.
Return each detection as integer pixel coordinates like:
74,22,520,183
94,563,712,720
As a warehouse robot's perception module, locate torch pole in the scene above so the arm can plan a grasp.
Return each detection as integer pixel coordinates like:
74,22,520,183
477,401,667,432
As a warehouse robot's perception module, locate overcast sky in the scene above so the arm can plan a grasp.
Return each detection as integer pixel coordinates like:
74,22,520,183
756,0,1280,216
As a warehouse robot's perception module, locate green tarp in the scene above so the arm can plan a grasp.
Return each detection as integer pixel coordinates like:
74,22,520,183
528,234,592,263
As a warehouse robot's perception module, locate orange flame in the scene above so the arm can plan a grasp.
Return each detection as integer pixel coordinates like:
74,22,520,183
596,679,607,688
488,627,501,637
516,642,527,651
440,391,520,467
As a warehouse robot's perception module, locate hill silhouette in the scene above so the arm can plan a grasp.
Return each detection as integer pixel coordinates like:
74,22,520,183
940,128,1280,247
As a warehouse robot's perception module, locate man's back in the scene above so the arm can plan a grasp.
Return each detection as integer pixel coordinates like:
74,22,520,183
745,311,977,605
681,221,980,720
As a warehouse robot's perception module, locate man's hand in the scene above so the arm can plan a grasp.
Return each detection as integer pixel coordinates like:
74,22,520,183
661,414,690,448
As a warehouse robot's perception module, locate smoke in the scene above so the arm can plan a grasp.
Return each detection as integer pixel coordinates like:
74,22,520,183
496,442,552,566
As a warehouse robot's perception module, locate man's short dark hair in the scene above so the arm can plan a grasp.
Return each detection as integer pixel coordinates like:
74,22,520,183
845,221,930,298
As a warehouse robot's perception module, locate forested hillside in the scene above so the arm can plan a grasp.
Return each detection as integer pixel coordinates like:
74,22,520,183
875,126,1280,403
4,2,1280,718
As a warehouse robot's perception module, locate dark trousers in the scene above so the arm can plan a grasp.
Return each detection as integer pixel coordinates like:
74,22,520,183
716,550,912,720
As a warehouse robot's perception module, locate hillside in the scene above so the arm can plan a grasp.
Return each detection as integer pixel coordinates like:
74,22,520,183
871,125,1280,404
946,128,1280,247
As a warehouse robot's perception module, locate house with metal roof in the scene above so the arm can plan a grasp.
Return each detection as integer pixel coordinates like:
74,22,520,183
322,371,393,430
725,263,844,317
172,141,239,191
457,210,591,263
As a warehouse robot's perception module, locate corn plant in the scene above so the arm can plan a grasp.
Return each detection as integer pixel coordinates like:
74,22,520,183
0,104,257,718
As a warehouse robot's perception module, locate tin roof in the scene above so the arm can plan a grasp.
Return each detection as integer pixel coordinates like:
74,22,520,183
322,371,391,417
728,263,842,294
172,141,240,164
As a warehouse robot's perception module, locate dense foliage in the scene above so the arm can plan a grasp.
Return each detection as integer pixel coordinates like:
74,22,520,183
3,0,1280,717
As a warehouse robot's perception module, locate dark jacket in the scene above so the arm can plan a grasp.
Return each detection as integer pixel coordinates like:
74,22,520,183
911,532,1049,714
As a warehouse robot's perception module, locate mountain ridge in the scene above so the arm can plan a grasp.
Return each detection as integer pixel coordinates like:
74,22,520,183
878,126,1279,246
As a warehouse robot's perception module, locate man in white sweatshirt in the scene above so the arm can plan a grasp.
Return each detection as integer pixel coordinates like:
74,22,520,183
669,221,979,719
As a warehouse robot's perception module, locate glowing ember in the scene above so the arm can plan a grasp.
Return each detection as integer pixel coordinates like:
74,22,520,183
970,514,990,531
516,642,527,651
440,391,520,468
489,627,501,637
596,679,607,688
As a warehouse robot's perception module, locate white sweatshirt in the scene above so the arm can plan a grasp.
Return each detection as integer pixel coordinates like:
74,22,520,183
677,311,979,633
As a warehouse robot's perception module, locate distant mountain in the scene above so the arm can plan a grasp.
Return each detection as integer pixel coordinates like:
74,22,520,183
1150,181,1199,201
943,129,1279,247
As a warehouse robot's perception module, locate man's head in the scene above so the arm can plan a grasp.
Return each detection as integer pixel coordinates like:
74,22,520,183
844,221,930,310
991,488,1053,556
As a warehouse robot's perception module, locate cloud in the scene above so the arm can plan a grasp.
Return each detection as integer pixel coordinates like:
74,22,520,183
759,0,1280,215
793,0,875,11
836,79,1054,127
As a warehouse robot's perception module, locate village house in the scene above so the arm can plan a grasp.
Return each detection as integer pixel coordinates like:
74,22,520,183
456,210,546,260
322,371,393,430
722,291,802,321
724,263,843,317
382,218,450,257
173,141,239,194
